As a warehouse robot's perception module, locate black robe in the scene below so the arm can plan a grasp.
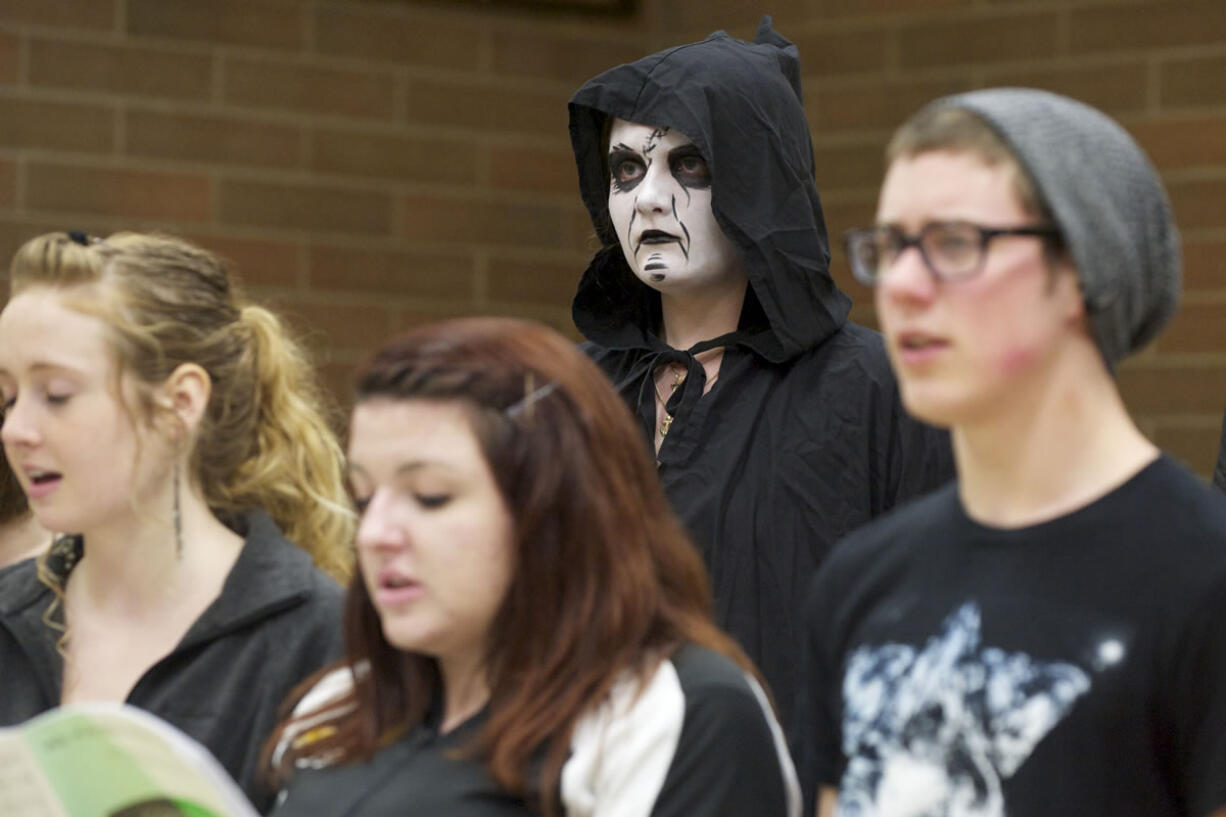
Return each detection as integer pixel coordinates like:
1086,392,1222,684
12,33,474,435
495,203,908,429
567,17,955,751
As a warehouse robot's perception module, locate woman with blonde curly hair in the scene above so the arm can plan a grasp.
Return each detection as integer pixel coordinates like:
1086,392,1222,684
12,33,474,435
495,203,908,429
0,231,354,813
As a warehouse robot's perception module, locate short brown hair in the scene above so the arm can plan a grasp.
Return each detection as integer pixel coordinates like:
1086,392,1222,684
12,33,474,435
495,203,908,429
887,105,1047,220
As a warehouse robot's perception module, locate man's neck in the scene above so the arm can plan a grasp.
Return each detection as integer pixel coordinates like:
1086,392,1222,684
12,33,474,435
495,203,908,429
953,350,1158,528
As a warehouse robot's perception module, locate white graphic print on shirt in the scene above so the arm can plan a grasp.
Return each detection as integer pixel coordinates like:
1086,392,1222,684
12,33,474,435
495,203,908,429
836,603,1090,817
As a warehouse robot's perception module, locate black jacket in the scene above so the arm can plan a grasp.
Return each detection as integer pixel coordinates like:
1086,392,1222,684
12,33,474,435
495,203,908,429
0,510,344,814
567,17,954,746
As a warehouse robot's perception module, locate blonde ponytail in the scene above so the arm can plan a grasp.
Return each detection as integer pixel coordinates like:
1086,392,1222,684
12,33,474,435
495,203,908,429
220,305,354,580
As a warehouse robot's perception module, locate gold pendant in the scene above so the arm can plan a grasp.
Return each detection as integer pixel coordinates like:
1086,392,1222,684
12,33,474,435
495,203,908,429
660,412,674,437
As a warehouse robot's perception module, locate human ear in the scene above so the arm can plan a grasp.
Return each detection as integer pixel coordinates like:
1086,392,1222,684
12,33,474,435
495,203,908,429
1042,248,1085,324
155,363,212,439
1058,264,1086,324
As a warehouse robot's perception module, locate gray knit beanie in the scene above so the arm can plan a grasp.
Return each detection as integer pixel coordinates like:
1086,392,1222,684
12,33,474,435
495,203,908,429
931,87,1181,368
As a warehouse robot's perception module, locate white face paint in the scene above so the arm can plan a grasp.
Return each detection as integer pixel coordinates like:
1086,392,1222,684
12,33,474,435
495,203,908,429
606,118,745,296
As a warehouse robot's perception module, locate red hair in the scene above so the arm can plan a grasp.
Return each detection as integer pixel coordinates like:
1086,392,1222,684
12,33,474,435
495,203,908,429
268,317,755,813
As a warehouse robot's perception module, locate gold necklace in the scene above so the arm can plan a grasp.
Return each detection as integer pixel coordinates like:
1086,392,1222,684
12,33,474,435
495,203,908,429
653,364,685,438
653,362,720,439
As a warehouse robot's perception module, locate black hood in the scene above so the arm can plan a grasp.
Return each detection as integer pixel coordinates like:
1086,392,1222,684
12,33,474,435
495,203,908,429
568,16,851,363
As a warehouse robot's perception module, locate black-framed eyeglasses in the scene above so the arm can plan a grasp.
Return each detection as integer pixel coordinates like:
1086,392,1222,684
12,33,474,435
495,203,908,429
843,221,1061,286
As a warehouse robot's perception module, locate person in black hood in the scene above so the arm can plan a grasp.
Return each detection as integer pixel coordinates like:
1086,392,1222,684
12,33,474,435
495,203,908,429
567,16,954,753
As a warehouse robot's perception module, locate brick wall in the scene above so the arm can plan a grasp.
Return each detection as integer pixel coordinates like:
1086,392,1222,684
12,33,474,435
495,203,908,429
0,0,647,403
1,0,1223,474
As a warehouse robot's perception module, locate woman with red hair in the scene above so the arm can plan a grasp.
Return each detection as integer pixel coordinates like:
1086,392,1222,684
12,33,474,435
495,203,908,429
267,316,799,817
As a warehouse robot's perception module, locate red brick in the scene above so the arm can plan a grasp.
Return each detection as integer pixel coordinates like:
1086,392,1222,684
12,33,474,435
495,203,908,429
481,303,577,339
1118,361,1226,415
311,129,476,185
1182,238,1226,293
0,98,114,153
278,297,398,357
415,194,572,250
391,304,477,329
126,110,301,169
313,5,481,72
792,26,892,78
29,37,212,100
1128,115,1226,171
1167,178,1226,231
654,0,808,31
568,206,605,254
399,194,569,250
0,0,115,29
315,359,360,413
488,142,579,196
899,11,1059,68
1152,423,1220,478
847,302,880,331
388,305,484,338
0,221,79,277
0,31,18,84
982,60,1149,117
490,29,644,84
405,78,566,137
388,302,576,339
225,57,395,121
813,139,888,193
820,195,879,240
0,220,58,269
27,162,211,222
1160,54,1226,110
1071,1,1226,53
308,244,474,300
182,233,301,289
127,0,304,51
822,0,970,17
528,0,635,9
0,159,15,209
219,179,392,236
811,76,975,133
1156,301,1226,354
486,253,583,308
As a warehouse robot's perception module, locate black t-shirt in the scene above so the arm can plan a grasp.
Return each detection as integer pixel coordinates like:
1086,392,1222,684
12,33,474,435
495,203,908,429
801,455,1226,817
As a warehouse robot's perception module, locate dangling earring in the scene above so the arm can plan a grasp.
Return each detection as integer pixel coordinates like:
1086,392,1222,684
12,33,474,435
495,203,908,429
172,458,183,560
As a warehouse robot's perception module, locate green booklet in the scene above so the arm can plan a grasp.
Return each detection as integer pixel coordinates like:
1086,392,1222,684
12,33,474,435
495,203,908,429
0,703,259,817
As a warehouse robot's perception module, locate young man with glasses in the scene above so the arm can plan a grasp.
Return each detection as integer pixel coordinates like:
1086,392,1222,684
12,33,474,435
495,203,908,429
801,88,1226,817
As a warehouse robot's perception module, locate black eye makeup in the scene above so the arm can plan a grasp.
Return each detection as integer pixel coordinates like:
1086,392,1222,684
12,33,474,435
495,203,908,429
669,147,711,190
608,147,647,194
